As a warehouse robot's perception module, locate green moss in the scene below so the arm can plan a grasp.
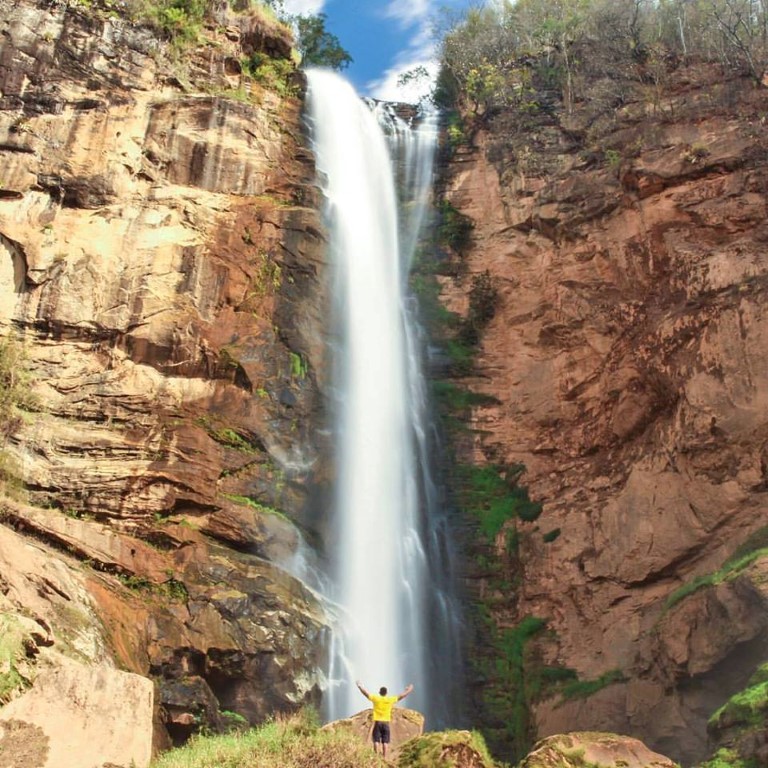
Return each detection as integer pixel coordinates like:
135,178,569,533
0,614,32,703
665,547,768,611
559,669,625,701
542,528,561,543
398,730,498,768
223,494,288,522
698,747,758,768
709,678,768,730
456,463,543,541
436,198,473,252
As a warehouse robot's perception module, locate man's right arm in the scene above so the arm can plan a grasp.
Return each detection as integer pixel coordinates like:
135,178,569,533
356,680,371,699
397,683,414,701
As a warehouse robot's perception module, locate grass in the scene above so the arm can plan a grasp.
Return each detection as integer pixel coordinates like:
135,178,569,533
709,663,768,730
150,710,385,768
664,543,768,612
559,669,625,701
0,614,32,703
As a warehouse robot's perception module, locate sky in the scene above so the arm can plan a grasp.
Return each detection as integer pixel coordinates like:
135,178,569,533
281,0,475,101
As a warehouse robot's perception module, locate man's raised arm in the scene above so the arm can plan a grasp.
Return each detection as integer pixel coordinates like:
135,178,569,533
397,683,414,701
356,680,371,699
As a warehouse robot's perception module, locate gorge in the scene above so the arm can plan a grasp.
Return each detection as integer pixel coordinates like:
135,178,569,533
1,1,768,767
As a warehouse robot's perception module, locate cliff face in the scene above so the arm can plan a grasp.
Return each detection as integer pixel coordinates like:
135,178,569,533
0,0,330,750
442,63,768,763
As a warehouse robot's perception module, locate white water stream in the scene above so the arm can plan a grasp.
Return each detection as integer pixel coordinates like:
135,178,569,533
306,70,462,726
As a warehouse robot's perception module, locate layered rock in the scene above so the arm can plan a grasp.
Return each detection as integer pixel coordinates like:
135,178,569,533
441,63,768,763
0,0,330,752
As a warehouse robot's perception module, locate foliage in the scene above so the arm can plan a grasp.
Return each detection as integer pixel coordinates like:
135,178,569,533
436,199,473,253
461,270,500,345
558,668,625,701
697,747,759,768
456,463,543,541
397,730,499,768
242,53,297,96
708,663,768,730
150,709,385,768
664,545,768,611
435,0,768,119
478,616,546,761
0,614,32,703
293,13,352,70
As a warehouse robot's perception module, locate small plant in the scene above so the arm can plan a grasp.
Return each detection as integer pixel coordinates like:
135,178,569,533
683,142,709,164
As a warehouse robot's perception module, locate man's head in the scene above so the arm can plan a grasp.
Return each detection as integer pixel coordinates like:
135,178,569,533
379,686,387,696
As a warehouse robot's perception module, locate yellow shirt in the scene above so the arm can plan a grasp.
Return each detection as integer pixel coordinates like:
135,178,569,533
369,693,399,722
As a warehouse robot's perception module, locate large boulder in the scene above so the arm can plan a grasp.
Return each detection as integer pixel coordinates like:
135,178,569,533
324,707,424,762
0,659,154,768
519,732,678,768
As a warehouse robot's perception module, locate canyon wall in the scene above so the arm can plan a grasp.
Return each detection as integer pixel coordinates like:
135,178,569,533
0,0,331,754
442,63,768,765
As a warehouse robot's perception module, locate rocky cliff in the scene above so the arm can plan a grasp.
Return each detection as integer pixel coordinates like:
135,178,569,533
441,61,768,765
0,0,331,755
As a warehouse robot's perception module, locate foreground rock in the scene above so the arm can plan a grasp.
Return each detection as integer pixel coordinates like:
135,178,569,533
0,660,153,768
324,708,424,762
519,733,678,768
397,730,496,768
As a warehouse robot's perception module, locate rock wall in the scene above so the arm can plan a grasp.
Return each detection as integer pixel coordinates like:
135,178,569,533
0,0,331,752
442,63,768,764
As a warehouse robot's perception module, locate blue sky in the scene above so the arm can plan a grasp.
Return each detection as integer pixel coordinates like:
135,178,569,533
282,0,474,100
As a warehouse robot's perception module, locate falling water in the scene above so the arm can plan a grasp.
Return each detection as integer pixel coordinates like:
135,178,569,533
305,69,463,728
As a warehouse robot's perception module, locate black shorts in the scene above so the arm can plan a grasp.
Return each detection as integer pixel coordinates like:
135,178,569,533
372,721,391,743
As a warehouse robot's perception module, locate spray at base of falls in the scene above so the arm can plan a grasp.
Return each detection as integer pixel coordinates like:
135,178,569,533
305,69,464,729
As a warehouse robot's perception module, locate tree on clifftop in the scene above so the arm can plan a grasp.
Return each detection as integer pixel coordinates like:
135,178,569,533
294,13,352,70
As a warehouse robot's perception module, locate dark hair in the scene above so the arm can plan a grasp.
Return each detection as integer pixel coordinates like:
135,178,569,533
379,687,387,696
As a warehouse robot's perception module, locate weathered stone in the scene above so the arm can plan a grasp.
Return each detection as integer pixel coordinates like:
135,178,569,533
519,732,677,768
324,707,424,762
443,62,768,763
0,659,154,768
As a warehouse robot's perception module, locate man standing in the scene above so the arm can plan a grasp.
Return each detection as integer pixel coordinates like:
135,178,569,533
355,679,414,758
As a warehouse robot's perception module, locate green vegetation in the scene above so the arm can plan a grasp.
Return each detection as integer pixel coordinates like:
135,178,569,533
437,0,768,121
709,663,768,730
289,352,307,380
223,493,287,521
698,748,759,768
0,614,32,703
559,669,625,701
293,13,352,70
397,730,497,768
436,199,473,253
0,336,37,498
478,616,546,760
665,534,768,611
116,572,188,601
150,709,384,768
198,418,260,453
456,463,542,542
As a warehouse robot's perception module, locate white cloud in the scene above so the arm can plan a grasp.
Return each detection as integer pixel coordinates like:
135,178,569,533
281,0,325,14
367,5,438,102
383,0,431,28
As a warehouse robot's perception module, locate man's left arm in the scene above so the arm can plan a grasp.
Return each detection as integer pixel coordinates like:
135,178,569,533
397,683,414,701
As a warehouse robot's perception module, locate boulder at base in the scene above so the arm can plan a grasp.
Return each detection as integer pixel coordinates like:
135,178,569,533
519,732,678,768
397,730,497,768
0,658,154,768
323,707,424,761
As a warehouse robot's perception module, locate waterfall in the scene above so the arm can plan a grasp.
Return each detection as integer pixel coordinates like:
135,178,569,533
305,70,464,728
